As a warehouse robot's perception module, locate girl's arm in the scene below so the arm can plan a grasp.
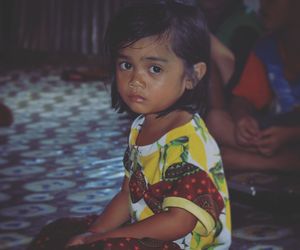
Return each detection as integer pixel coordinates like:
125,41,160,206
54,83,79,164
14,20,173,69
66,177,131,247
85,206,197,244
88,177,131,234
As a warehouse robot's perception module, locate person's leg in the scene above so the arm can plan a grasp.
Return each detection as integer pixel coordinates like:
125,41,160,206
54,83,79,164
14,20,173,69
66,238,181,250
206,109,300,171
27,215,97,250
221,146,300,171
206,109,259,151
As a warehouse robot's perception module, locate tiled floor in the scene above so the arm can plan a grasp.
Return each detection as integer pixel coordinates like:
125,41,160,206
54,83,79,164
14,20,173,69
0,65,299,249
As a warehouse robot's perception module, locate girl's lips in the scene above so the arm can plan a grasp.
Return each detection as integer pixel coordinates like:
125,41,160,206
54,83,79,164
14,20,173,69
128,94,145,103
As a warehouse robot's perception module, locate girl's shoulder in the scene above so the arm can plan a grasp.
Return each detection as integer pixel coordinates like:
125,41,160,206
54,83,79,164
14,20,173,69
164,113,209,143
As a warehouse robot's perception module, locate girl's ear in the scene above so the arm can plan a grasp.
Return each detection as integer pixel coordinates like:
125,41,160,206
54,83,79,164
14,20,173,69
185,62,207,89
193,62,207,81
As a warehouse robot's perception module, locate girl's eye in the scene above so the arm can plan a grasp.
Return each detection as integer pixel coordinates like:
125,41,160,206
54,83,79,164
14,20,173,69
149,65,162,74
119,62,132,71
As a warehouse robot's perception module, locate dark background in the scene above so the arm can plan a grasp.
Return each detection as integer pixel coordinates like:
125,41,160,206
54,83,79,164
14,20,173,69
0,0,125,70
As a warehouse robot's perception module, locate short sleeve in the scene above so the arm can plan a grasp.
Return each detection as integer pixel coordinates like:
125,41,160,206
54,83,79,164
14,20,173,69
162,163,225,236
233,52,273,110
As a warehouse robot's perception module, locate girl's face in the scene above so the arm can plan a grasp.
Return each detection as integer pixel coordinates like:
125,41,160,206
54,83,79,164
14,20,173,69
115,36,193,115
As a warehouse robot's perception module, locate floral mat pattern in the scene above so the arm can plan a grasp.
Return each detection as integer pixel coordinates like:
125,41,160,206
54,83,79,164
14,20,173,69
0,66,299,250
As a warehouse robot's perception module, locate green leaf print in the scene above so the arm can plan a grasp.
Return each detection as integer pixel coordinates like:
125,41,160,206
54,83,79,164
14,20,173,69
158,142,171,180
203,222,224,250
191,223,224,250
132,210,138,222
161,144,169,179
194,116,207,142
211,160,222,172
130,147,141,172
158,143,163,165
169,136,190,162
202,243,224,250
192,232,201,249
210,160,225,190
214,220,223,238
170,136,189,145
203,223,224,250
180,149,189,162
161,137,190,177
194,115,202,129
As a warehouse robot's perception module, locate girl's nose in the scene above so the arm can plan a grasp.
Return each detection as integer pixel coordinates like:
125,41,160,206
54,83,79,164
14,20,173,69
128,79,146,90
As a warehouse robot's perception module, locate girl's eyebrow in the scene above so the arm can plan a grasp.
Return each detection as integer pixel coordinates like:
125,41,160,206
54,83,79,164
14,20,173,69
143,56,168,63
117,53,168,63
116,53,129,59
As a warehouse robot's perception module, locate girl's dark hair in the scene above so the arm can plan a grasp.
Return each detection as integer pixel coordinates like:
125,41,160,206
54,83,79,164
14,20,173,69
105,0,211,116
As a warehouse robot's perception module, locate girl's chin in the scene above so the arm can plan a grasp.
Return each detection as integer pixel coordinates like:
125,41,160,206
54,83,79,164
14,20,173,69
127,106,146,115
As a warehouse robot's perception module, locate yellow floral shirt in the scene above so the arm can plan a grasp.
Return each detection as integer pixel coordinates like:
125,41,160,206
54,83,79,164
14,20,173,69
123,114,231,249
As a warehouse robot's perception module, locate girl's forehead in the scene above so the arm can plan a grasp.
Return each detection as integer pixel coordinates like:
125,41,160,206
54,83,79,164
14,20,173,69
117,35,186,70
120,36,175,57
129,35,170,49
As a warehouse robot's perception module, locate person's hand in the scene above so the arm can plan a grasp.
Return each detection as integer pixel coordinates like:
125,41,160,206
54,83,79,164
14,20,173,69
256,126,291,156
235,115,260,147
65,232,99,248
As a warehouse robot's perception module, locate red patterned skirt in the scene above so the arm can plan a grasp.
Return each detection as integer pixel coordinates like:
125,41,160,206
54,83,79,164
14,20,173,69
27,215,181,250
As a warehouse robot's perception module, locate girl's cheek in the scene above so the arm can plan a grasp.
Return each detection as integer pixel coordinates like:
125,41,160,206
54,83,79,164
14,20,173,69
117,71,131,82
116,73,126,86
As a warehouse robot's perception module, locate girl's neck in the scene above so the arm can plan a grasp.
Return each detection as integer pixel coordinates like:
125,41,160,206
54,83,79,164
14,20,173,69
136,110,193,146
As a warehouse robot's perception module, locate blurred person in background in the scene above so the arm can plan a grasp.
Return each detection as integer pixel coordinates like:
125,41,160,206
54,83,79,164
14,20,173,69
207,0,300,171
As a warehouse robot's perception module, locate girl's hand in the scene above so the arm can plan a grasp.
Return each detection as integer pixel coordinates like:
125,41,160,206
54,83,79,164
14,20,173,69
235,115,260,147
65,232,98,247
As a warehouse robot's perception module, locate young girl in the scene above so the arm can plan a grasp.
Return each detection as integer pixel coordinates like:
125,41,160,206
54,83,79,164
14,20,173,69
27,1,231,249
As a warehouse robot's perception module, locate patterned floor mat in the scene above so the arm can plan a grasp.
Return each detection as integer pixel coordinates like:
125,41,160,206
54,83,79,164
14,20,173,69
0,66,131,250
0,66,299,249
